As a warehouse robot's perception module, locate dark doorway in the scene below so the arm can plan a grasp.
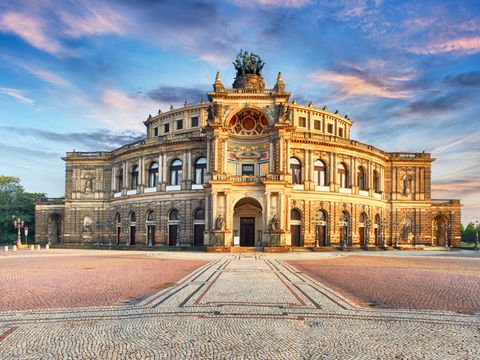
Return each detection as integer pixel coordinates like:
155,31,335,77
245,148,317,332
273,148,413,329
194,224,204,246
359,226,365,247
240,217,255,246
317,224,327,246
169,225,178,246
148,225,155,246
130,226,136,245
291,225,301,246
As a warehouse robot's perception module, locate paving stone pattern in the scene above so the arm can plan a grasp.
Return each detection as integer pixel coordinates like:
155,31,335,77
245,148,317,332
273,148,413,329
1,254,479,359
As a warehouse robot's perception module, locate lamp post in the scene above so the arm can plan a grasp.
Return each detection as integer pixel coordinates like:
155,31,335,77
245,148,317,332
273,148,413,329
146,219,153,247
393,219,399,248
13,217,24,247
122,217,130,246
475,220,479,250
95,217,102,247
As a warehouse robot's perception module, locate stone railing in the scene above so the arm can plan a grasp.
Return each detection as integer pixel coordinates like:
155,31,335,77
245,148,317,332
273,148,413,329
228,175,265,183
431,199,461,205
389,152,430,158
36,197,65,205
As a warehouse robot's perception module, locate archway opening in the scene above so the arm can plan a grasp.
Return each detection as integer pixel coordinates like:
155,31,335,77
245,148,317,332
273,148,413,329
433,215,449,246
233,197,262,247
48,213,63,244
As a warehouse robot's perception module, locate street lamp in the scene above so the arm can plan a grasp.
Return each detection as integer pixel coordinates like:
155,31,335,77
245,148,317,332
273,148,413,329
13,217,24,247
107,217,113,246
475,220,479,250
95,217,102,247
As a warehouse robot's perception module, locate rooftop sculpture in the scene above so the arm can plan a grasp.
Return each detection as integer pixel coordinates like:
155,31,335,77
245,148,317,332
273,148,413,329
233,49,265,77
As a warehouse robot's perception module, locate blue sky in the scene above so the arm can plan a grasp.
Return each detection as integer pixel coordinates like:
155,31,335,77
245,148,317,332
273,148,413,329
0,0,479,224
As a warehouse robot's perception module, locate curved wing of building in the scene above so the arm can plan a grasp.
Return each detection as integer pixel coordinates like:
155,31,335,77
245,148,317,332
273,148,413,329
35,53,461,249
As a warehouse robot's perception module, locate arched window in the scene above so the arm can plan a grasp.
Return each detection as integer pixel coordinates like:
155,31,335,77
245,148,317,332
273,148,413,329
130,212,136,223
115,213,121,224
194,208,205,220
147,210,154,221
131,166,139,189
358,166,366,190
291,209,301,220
194,157,207,185
148,162,159,187
146,210,155,246
116,169,123,192
290,157,302,184
337,163,348,188
313,160,326,186
169,209,179,221
170,159,183,185
373,170,380,193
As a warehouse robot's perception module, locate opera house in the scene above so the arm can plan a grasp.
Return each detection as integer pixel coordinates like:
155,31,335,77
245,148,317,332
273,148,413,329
35,51,461,249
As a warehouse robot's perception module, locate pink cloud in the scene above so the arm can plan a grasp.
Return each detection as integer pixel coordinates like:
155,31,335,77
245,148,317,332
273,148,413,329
0,87,34,105
0,12,65,55
410,36,480,55
308,71,412,99
233,0,311,7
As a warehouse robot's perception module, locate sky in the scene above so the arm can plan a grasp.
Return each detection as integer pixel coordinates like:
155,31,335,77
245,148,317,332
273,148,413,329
0,0,479,224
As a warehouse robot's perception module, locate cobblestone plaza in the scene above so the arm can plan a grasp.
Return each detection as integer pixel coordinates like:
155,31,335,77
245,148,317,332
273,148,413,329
1,250,479,359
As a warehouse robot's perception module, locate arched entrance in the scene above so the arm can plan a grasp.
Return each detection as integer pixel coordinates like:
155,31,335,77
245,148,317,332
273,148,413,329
48,213,63,244
115,213,121,245
233,197,262,247
433,215,449,246
129,212,136,245
146,210,155,246
291,209,302,246
315,210,328,246
168,209,180,246
193,208,205,246
359,212,368,247
374,214,381,246
340,211,351,246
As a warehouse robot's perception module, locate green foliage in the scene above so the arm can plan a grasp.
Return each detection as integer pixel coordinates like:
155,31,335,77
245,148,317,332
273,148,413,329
0,176,46,244
461,222,477,244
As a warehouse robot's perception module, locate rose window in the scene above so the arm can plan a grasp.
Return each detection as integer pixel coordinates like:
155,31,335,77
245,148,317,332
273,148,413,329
229,109,268,135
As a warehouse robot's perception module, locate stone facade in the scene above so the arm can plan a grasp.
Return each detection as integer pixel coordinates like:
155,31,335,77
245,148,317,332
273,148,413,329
35,58,461,248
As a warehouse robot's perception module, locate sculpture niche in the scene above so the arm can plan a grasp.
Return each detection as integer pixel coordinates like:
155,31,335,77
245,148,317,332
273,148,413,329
232,49,266,91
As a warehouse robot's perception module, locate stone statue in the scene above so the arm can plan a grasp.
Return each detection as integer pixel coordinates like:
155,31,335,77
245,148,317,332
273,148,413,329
270,214,279,231
233,50,266,77
85,177,92,192
215,213,225,230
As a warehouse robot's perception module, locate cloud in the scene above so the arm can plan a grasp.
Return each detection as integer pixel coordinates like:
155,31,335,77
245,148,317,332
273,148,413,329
0,87,34,105
0,127,144,151
308,70,412,99
232,0,312,7
444,71,480,87
0,142,59,158
405,93,468,114
0,2,126,56
145,86,206,104
432,177,480,194
410,36,480,56
12,59,72,88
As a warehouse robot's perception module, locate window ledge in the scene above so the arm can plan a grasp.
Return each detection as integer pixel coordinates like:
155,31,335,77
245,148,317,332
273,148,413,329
166,185,181,191
359,190,369,196
144,187,157,193
192,184,204,190
374,193,382,199
315,185,330,192
113,192,122,198
293,184,304,190
339,187,352,194
126,189,137,195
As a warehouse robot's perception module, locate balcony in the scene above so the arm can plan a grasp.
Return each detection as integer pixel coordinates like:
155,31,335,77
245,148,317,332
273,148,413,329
36,197,65,205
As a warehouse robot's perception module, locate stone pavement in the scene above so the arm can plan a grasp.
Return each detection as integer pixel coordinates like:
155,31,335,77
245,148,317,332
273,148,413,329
1,253,479,359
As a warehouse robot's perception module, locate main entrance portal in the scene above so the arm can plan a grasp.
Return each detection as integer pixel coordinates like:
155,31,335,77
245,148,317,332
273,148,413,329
240,217,255,246
233,197,263,247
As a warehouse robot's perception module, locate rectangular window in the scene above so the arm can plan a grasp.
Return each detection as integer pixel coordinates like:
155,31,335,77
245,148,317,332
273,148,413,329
327,123,333,134
191,116,199,127
242,164,254,176
298,116,306,127
176,119,183,130
314,120,321,130
339,128,344,137
153,127,158,136
164,123,170,133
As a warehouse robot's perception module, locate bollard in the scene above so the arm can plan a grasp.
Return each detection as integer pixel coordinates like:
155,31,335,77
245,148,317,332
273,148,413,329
4,245,8,252
30,245,34,250
13,245,17,251
36,244,41,250
46,244,50,250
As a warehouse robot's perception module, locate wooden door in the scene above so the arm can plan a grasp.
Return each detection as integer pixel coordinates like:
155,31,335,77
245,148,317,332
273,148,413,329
240,217,255,246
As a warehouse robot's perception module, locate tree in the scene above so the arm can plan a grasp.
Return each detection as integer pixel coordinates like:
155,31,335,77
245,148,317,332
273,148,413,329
0,176,45,244
461,222,477,244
